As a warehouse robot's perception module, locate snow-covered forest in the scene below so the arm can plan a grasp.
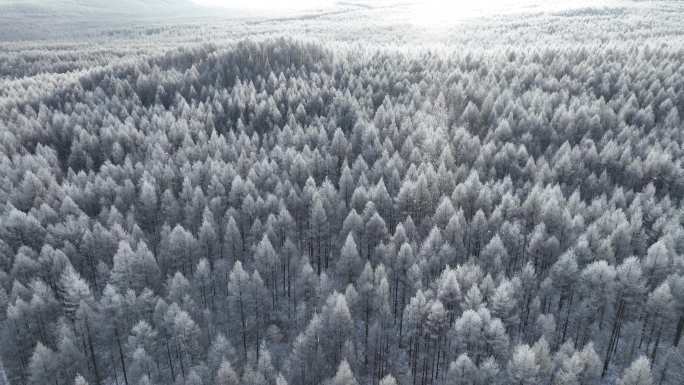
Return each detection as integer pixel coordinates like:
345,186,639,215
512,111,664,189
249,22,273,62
1,2,684,385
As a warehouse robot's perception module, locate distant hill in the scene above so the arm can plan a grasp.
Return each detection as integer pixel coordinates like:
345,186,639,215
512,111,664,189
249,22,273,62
0,0,211,40
0,0,200,17
0,0,349,40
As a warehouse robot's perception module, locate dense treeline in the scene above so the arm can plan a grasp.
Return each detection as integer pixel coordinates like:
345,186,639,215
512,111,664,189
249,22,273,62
1,37,684,385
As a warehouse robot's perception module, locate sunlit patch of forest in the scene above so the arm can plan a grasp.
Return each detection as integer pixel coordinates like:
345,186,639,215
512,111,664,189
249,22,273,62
1,2,684,385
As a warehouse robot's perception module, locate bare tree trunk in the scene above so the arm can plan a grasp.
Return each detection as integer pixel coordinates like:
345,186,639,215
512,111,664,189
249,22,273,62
240,295,247,360
165,339,175,380
115,327,129,385
602,300,625,377
83,316,102,385
673,315,684,347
